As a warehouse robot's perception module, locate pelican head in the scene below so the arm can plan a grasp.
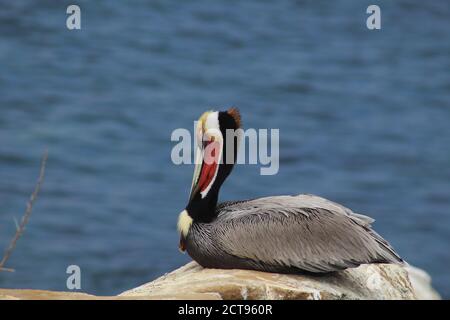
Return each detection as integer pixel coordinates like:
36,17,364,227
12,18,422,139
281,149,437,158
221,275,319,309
178,108,241,247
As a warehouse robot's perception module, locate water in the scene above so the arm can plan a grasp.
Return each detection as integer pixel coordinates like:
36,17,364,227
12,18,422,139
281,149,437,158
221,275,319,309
0,0,449,297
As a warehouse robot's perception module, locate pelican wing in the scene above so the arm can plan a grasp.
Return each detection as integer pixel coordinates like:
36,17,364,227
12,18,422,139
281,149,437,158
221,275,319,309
214,194,402,273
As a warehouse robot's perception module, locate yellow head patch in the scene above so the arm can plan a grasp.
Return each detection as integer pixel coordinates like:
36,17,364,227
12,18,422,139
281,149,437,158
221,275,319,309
177,210,193,237
198,110,212,131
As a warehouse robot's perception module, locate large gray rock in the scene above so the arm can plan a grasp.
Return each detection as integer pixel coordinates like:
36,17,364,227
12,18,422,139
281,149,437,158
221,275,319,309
0,262,439,300
120,261,439,300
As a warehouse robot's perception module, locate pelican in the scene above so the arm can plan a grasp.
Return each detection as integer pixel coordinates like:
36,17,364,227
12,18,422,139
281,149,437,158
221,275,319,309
178,108,403,274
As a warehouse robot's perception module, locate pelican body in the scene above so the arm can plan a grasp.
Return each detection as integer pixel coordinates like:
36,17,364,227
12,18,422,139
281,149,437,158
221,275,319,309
178,108,403,274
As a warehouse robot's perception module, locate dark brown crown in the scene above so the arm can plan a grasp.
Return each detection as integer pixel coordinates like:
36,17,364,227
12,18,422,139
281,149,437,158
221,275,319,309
227,107,242,129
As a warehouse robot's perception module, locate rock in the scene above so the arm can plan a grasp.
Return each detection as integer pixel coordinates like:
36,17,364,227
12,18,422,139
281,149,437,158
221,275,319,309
0,289,100,300
0,262,440,300
0,289,162,300
120,261,428,300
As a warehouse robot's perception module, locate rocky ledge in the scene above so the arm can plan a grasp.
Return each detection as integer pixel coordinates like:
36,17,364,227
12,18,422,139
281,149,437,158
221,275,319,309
0,262,440,300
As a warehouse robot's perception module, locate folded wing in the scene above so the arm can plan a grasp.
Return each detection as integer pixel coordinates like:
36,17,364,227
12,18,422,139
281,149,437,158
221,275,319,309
214,194,403,273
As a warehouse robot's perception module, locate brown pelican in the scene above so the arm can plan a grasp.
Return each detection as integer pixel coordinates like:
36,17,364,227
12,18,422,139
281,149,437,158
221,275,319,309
178,108,403,273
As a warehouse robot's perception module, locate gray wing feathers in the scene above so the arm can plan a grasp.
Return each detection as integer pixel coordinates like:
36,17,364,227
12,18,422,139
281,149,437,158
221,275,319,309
215,194,402,273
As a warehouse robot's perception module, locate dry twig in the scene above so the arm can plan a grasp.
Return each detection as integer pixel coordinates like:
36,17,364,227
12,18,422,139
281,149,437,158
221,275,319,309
0,150,48,272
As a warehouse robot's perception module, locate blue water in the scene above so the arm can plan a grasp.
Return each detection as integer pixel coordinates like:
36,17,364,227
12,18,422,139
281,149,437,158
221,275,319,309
0,0,449,297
